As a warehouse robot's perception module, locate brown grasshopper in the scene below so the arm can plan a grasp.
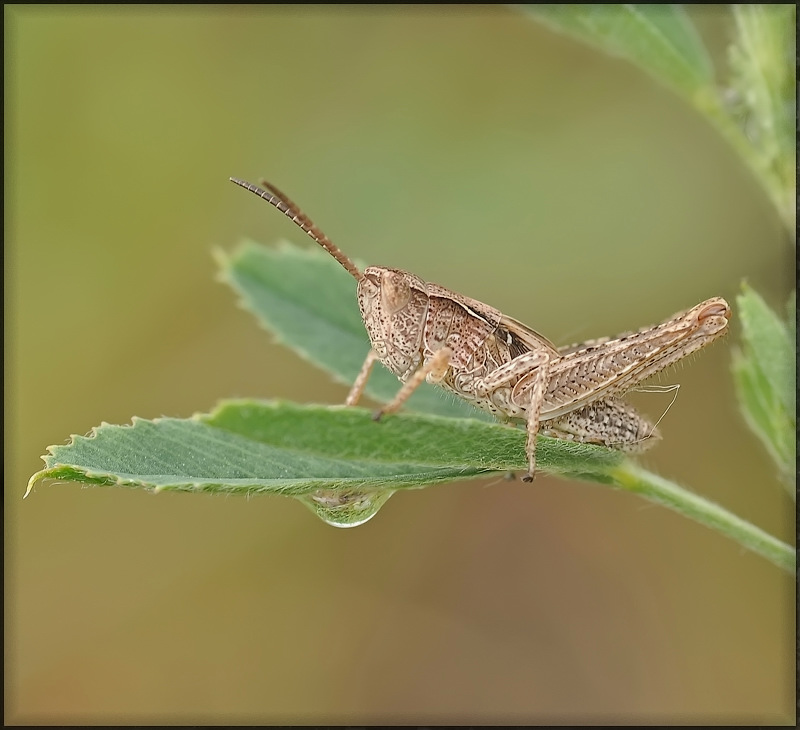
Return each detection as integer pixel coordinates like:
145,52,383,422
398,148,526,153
230,177,731,481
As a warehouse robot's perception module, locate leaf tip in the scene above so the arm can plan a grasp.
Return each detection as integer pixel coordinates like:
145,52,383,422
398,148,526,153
737,279,755,299
211,245,229,267
212,246,233,285
23,472,40,499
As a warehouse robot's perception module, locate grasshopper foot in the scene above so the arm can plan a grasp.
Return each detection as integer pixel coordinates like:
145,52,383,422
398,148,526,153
372,409,384,422
522,472,535,483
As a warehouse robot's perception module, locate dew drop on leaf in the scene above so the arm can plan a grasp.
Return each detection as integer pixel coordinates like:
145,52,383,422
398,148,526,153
297,488,395,528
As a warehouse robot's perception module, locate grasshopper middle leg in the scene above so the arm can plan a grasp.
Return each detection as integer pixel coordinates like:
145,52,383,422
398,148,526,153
374,347,453,420
473,349,552,482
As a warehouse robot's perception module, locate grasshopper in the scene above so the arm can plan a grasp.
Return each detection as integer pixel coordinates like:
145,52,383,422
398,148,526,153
230,177,731,481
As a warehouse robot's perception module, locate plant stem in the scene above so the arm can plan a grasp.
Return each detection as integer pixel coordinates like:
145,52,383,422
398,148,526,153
608,461,795,574
692,88,794,240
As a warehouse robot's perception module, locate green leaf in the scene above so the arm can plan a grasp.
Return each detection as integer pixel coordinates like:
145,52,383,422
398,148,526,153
203,400,619,477
515,5,796,237
27,399,795,570
216,239,491,421
732,284,796,491
728,4,796,234
26,400,621,526
515,4,713,98
26,400,622,493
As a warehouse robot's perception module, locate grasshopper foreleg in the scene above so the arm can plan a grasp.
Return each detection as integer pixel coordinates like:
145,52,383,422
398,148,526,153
346,349,380,407
346,347,455,420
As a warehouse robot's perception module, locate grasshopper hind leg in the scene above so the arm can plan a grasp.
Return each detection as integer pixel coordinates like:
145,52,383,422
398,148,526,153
542,398,660,453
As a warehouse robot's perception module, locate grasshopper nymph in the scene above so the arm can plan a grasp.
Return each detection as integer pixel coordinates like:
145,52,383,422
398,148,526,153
230,177,731,481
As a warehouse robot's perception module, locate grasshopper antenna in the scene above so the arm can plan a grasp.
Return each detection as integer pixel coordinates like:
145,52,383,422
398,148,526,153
229,177,363,281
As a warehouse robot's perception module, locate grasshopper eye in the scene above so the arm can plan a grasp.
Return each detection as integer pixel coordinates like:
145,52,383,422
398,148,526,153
381,271,411,314
358,274,380,299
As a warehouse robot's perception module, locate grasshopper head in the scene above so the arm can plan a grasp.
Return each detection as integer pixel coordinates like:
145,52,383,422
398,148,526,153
358,266,429,379
228,178,431,381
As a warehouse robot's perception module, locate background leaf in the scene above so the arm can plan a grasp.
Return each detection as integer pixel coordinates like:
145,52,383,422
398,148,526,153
516,4,796,236
732,284,796,491
515,5,713,98
728,5,796,235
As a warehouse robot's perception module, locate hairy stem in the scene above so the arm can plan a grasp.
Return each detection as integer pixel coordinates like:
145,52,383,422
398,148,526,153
607,461,794,574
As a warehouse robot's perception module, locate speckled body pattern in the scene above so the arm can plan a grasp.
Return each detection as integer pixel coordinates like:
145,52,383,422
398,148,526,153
230,177,731,480
356,265,729,455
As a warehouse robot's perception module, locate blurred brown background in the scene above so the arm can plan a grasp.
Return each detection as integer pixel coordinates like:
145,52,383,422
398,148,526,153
7,6,794,725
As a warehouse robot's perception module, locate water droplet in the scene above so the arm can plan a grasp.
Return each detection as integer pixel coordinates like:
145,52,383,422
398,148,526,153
298,488,394,528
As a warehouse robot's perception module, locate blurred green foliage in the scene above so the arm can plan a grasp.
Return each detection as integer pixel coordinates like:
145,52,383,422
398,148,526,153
732,285,796,490
8,5,794,725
